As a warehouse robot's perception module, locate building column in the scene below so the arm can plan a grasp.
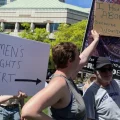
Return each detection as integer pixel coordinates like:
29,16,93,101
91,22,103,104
46,23,50,32
14,22,19,32
30,22,35,31
7,0,14,4
1,22,4,31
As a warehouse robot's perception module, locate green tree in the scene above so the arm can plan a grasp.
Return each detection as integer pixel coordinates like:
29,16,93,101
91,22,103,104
0,26,3,32
53,20,88,51
19,20,88,70
49,20,88,70
21,22,30,30
19,23,50,42
34,28,49,42
19,22,52,69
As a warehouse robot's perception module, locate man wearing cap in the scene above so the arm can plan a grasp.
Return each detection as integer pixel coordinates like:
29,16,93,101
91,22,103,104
83,57,120,120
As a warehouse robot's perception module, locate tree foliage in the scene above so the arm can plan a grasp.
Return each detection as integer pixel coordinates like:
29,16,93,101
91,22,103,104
53,20,88,51
0,26,3,32
19,23,50,42
19,20,88,70
49,20,88,69
21,22,30,30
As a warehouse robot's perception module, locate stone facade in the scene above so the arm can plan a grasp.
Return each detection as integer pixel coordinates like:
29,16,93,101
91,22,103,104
0,0,89,37
0,8,88,33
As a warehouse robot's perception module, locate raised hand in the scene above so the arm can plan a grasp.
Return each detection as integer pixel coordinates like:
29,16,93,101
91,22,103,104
91,30,99,41
19,91,28,98
14,91,27,99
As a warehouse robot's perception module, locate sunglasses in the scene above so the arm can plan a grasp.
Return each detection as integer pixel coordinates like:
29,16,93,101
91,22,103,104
97,67,113,72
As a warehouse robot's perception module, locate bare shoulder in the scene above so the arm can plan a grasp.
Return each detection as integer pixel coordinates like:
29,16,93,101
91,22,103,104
22,76,67,111
45,76,68,96
40,76,67,97
38,76,67,98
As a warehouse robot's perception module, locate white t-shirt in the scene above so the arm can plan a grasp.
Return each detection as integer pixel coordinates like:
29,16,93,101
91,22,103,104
83,80,120,120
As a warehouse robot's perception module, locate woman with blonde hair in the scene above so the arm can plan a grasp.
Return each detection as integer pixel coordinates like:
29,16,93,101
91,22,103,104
83,73,96,95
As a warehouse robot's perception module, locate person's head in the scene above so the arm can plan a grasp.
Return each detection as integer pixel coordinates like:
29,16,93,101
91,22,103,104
83,73,96,92
52,42,80,70
94,57,113,83
84,73,96,85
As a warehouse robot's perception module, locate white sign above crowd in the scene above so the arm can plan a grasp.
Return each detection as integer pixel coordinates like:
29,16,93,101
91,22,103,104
0,33,50,96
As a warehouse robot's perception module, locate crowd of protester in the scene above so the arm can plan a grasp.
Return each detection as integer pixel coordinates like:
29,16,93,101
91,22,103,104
1,29,120,120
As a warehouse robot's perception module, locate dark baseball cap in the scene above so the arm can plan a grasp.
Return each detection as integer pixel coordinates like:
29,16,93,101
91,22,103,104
94,57,112,69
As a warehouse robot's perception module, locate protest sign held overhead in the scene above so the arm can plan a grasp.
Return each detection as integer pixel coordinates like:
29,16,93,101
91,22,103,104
0,33,50,96
94,1,120,37
82,0,120,80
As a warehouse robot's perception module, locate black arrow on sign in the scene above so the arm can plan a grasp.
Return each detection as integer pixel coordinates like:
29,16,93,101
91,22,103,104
15,78,41,85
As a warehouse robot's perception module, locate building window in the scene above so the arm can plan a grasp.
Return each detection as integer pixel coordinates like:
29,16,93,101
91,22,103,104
50,23,59,33
4,23,15,31
34,23,46,29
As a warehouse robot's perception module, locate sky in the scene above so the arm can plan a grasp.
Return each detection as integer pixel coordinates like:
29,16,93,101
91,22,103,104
65,0,92,8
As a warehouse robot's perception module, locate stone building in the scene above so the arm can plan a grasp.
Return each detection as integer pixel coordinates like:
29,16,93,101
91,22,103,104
0,0,90,36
